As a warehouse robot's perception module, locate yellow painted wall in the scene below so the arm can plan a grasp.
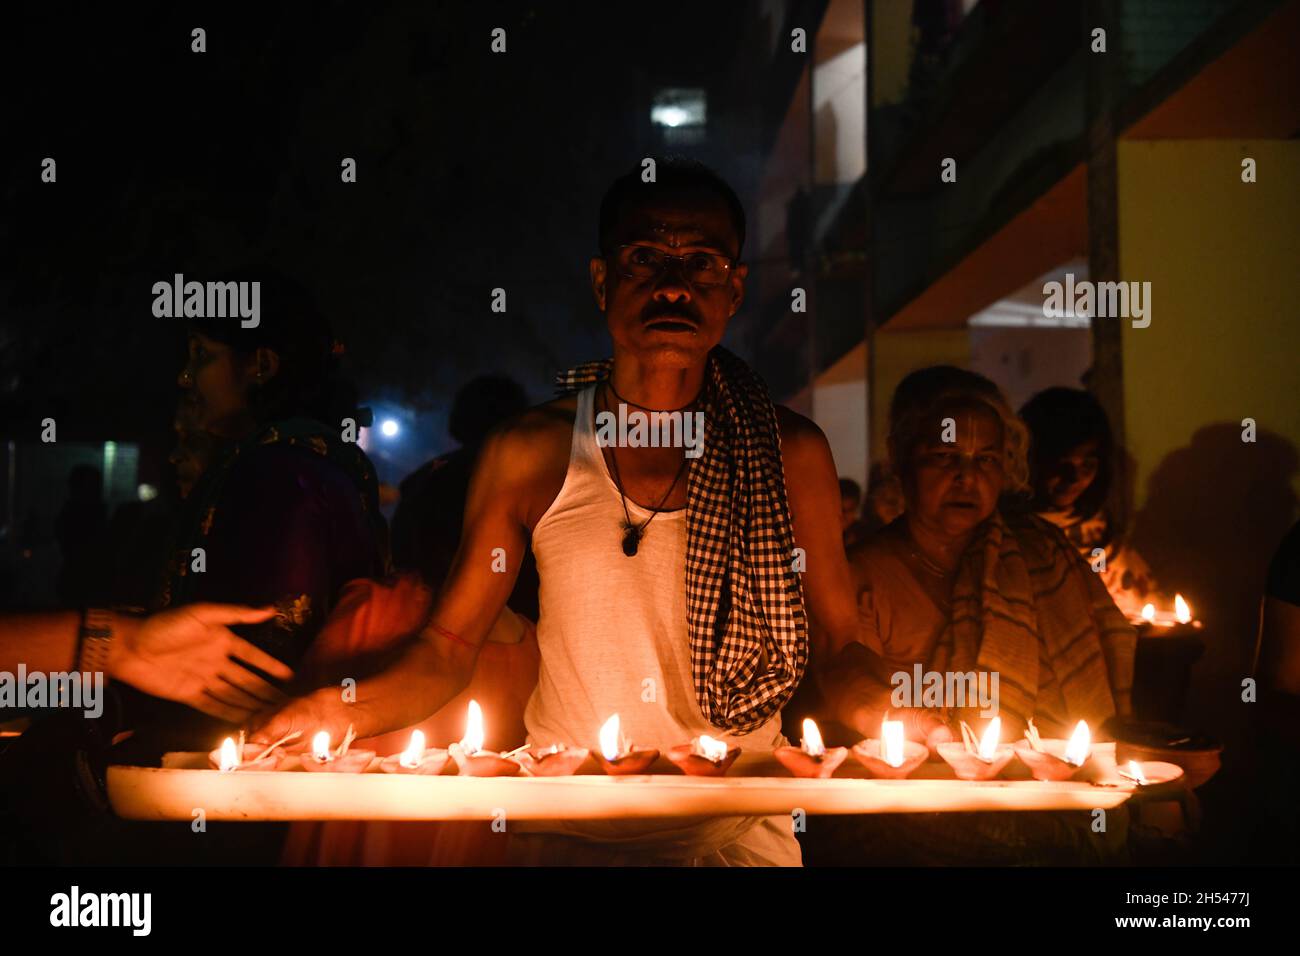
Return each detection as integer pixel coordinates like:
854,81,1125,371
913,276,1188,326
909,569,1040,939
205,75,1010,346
1118,139,1300,766
869,329,971,462
1119,140,1300,509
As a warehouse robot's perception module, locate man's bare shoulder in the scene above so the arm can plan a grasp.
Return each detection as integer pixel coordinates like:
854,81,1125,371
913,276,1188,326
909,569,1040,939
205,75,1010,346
477,394,576,469
774,404,834,475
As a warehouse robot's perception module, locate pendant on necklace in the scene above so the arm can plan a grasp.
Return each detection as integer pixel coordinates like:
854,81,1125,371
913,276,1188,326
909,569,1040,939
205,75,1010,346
621,524,642,557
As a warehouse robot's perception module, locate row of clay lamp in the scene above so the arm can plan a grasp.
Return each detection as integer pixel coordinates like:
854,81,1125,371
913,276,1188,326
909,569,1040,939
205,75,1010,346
212,703,1156,786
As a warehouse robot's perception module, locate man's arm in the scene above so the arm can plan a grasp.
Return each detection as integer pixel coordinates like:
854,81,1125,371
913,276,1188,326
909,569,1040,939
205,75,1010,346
250,414,550,743
777,407,950,745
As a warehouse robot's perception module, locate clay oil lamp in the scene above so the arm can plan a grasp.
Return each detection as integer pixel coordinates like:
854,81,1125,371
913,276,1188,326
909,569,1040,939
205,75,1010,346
1013,718,1093,781
592,713,659,775
852,718,929,779
937,717,1014,780
448,700,521,777
300,725,376,773
775,718,849,778
1132,594,1202,631
209,730,301,772
667,733,742,777
380,729,450,775
1116,758,1183,791
510,742,590,777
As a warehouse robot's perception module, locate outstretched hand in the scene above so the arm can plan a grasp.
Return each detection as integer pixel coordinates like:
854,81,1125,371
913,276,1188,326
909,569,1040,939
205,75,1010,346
247,686,358,747
109,603,292,723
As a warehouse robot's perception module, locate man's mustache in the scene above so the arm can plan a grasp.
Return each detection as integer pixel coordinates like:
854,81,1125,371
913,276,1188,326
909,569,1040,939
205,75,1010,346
641,303,701,326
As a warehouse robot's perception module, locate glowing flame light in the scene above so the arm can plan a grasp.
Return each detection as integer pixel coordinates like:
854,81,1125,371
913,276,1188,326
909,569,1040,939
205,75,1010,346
801,718,825,757
311,731,332,762
599,713,625,761
881,720,906,768
219,736,239,772
1141,603,1156,623
978,717,1001,761
1123,760,1149,786
400,729,426,769
694,734,728,763
1174,594,1192,624
461,700,486,754
1063,720,1091,766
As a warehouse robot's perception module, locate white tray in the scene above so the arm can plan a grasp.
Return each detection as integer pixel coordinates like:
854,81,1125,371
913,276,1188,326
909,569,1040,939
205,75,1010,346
106,748,1144,822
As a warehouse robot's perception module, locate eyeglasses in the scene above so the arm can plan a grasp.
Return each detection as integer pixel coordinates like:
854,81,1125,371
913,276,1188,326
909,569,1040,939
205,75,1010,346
609,244,736,288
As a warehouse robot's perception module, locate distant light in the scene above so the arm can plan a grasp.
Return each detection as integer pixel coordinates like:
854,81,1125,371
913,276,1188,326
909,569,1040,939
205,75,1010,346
137,483,158,502
651,88,706,129
380,419,400,438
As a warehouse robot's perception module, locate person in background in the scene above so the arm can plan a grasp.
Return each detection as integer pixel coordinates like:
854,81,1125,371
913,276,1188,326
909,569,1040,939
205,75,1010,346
392,374,538,621
1020,387,1156,619
1252,519,1300,861
863,461,906,535
812,366,1137,864
125,267,387,755
839,478,869,552
822,367,1136,747
54,465,109,607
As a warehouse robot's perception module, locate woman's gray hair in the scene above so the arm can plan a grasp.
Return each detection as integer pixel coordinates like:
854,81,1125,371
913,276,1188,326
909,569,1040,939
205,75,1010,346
885,365,1031,494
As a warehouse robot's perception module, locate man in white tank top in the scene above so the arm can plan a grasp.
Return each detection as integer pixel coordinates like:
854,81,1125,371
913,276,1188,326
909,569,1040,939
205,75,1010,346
254,159,864,865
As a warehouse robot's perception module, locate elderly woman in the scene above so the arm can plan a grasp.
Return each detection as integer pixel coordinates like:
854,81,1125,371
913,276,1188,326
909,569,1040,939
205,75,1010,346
821,366,1136,748
806,367,1138,865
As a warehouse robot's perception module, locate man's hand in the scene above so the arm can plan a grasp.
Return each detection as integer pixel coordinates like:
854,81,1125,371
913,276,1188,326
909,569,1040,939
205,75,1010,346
109,603,292,723
247,686,358,746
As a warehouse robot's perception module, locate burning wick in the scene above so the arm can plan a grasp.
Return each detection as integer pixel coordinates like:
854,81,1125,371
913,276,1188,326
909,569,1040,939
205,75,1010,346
218,736,240,772
1120,760,1150,786
880,719,906,769
399,729,426,769
977,717,1001,763
690,734,729,764
801,718,826,758
599,713,631,761
1062,719,1091,767
1175,593,1192,624
460,699,488,755
1141,603,1156,623
311,730,333,763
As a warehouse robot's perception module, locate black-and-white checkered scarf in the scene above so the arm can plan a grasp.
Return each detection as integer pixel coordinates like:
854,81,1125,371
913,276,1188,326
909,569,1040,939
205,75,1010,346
554,345,808,733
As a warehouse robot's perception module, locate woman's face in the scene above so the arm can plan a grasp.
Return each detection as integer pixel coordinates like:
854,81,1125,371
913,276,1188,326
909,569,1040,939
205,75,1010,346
178,333,257,437
1041,440,1100,511
905,405,1005,540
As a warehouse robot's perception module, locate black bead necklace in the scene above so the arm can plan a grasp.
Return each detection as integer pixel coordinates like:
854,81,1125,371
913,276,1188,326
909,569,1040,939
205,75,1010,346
600,382,693,556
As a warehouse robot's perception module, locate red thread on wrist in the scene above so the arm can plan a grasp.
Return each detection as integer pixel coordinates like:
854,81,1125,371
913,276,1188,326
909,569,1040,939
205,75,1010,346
430,622,473,648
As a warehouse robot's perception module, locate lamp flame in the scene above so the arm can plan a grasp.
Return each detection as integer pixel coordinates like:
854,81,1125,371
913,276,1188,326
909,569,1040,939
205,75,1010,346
599,713,624,760
801,718,825,757
1063,720,1091,766
1123,760,1149,786
1174,594,1192,624
881,719,906,768
218,736,239,772
695,734,728,763
1141,603,1155,623
400,729,426,769
311,730,332,762
461,700,485,754
978,717,1001,761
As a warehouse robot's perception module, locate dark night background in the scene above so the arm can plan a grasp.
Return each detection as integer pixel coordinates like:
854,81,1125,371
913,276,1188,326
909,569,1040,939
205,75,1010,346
1,2,777,480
